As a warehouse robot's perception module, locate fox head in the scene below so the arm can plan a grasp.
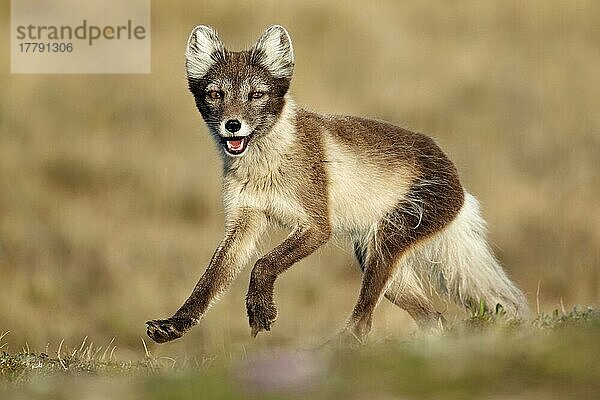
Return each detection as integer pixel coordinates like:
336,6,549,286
185,25,294,157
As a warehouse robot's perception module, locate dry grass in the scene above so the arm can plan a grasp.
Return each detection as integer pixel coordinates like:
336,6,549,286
0,0,599,363
1,309,599,399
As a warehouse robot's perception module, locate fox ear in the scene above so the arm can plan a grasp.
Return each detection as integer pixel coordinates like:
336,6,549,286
186,25,225,79
251,25,294,79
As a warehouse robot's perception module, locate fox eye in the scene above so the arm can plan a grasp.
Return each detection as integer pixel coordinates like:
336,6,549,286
207,90,223,100
249,91,265,100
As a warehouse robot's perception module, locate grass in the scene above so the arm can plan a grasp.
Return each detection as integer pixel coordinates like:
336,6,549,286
1,307,598,399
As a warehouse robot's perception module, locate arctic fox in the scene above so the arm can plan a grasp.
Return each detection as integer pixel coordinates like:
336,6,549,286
146,25,527,343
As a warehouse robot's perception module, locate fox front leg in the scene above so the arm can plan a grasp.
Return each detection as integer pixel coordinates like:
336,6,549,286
246,225,330,337
146,209,266,343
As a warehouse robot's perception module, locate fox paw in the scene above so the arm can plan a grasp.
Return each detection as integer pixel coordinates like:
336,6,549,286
145,316,196,343
246,297,278,337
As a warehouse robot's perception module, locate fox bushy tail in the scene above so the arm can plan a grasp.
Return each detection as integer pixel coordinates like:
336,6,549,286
393,192,528,316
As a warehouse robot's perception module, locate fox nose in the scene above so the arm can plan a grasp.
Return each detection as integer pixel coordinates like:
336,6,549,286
225,119,241,133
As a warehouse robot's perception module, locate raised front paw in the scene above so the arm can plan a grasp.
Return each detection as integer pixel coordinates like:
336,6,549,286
246,295,278,337
145,316,196,344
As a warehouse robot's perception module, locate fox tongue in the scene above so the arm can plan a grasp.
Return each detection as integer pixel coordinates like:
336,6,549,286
227,139,245,152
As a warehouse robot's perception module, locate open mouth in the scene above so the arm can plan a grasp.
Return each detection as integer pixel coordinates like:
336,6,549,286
222,134,252,156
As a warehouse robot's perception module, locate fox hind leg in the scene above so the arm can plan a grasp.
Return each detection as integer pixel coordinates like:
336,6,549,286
353,241,441,331
346,234,407,342
384,272,444,329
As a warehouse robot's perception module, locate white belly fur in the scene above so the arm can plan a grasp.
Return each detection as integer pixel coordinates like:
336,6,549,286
323,133,414,234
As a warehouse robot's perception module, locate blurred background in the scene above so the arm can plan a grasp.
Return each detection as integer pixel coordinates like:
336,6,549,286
0,0,598,358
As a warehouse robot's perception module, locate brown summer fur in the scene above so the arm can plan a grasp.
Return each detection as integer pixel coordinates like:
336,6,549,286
146,25,525,344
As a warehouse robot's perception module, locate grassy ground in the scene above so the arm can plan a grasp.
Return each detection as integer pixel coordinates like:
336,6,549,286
2,308,599,400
